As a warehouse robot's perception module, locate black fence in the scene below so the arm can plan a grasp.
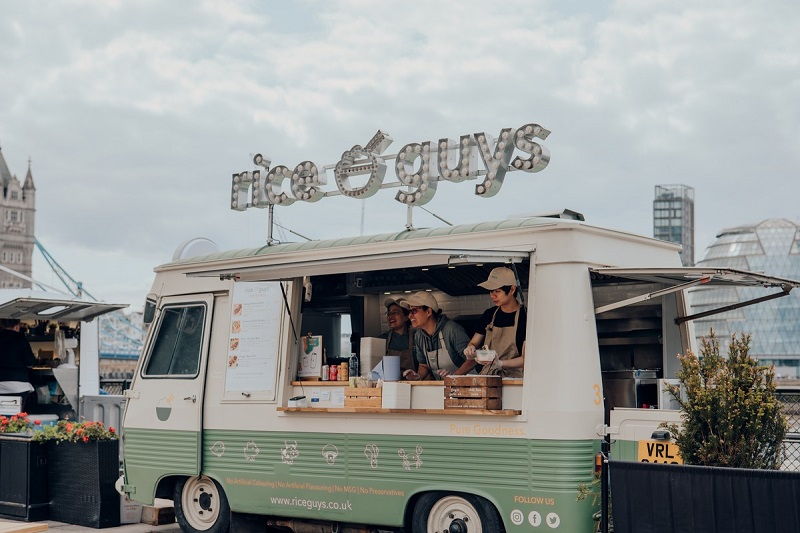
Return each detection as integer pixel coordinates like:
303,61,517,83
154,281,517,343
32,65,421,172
610,460,800,533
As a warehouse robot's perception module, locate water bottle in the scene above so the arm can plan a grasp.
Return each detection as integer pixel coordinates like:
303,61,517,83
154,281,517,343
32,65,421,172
349,352,360,378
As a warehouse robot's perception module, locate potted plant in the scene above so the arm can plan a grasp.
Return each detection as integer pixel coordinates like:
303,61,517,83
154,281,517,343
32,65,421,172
33,420,120,528
611,332,799,533
0,412,49,521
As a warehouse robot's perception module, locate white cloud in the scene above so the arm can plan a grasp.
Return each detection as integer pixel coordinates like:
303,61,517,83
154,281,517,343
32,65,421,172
1,0,799,306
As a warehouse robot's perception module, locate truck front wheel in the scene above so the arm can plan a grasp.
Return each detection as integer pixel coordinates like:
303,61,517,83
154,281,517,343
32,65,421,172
174,475,231,533
412,492,504,533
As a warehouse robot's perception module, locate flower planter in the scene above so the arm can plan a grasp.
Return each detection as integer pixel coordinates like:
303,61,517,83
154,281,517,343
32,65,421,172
0,434,49,521
47,439,120,528
610,460,800,533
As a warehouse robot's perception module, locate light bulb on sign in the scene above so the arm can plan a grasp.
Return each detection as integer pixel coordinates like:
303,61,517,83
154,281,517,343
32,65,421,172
394,141,436,205
511,123,551,173
334,144,387,199
473,127,516,198
438,135,476,183
290,160,324,203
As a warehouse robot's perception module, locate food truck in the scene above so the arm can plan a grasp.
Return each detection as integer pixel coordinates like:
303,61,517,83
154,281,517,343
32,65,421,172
118,125,800,532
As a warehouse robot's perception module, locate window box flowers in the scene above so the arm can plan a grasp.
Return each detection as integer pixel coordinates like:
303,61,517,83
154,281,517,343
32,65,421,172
0,413,48,521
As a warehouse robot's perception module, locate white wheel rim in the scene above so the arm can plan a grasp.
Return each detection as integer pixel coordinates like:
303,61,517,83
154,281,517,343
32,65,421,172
427,495,483,533
181,476,221,531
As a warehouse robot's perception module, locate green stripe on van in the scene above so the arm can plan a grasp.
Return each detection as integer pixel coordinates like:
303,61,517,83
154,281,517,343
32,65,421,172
124,428,200,505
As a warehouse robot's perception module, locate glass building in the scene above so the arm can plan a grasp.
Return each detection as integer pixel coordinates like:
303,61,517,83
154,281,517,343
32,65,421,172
689,218,800,378
653,184,695,266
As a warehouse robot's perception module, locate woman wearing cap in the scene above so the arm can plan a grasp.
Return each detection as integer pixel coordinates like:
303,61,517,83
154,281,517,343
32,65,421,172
463,267,526,378
402,292,473,380
380,298,415,375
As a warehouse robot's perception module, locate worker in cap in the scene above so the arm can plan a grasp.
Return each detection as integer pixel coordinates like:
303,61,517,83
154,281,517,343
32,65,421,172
464,267,526,377
402,291,472,381
379,298,415,374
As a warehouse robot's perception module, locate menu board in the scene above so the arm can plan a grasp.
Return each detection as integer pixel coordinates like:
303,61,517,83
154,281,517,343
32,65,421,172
224,281,283,396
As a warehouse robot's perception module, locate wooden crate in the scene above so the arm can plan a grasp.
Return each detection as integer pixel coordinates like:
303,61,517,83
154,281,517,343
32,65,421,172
444,375,502,410
344,387,382,408
444,375,501,387
444,397,502,410
444,386,501,399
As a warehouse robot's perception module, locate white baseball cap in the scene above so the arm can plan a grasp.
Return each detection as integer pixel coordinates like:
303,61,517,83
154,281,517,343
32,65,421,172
405,291,440,313
478,267,517,290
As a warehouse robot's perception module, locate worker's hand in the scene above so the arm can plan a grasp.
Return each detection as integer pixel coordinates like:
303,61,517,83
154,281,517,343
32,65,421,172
403,370,420,381
489,358,503,372
436,369,450,377
464,345,476,358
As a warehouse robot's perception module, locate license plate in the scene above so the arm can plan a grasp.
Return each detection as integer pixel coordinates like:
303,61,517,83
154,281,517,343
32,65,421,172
637,440,683,464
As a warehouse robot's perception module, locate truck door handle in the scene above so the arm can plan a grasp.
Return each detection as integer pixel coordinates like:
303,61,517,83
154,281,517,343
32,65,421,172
183,395,197,403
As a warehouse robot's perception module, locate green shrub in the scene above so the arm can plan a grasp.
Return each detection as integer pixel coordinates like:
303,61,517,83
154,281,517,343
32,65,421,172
665,331,787,469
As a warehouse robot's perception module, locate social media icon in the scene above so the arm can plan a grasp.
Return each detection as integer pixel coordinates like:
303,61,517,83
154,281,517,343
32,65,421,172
546,512,561,528
528,510,542,527
510,509,524,526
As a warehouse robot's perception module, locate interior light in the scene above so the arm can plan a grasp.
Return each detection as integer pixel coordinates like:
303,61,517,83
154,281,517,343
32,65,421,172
448,265,456,269
425,289,432,292
421,268,429,271
384,292,391,295
403,290,411,294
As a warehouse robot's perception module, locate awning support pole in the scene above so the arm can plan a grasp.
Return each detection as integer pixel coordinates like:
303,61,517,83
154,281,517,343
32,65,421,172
594,277,711,315
675,286,792,324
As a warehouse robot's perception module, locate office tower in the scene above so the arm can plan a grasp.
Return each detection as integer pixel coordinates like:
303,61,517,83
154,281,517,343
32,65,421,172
653,184,694,266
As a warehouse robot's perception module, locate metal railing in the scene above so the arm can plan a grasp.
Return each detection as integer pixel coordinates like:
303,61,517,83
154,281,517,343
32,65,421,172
99,378,133,396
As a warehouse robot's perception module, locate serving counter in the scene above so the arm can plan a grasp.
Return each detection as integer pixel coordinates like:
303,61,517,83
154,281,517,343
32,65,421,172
282,379,524,416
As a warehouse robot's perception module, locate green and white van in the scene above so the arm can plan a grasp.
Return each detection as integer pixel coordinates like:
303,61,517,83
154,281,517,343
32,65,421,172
119,213,798,532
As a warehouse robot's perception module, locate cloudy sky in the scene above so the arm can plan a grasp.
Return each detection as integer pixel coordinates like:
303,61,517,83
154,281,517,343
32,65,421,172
1,0,798,309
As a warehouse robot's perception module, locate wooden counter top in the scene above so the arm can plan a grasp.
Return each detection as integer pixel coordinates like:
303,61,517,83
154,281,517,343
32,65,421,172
292,379,523,387
277,407,521,416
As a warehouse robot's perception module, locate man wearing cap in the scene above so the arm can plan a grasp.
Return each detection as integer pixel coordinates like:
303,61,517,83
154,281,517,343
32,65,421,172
464,267,526,378
379,298,415,375
403,291,473,381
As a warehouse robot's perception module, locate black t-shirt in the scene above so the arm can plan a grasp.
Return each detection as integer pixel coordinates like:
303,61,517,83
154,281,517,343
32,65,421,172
478,306,527,354
0,328,35,382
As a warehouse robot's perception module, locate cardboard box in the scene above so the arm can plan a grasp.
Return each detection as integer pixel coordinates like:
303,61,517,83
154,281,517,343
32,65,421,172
381,382,411,409
120,494,143,524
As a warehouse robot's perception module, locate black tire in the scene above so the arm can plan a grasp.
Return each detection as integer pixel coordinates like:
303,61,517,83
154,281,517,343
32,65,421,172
412,491,505,533
174,475,231,533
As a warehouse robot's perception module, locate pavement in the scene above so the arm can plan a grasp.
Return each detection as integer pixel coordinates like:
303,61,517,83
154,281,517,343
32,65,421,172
0,519,181,533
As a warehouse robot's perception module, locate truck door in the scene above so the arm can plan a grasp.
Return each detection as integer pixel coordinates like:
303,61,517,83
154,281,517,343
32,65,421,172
123,294,214,500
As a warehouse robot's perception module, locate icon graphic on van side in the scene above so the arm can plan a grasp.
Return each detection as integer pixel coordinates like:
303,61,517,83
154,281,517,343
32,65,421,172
397,445,423,471
321,444,339,465
155,395,174,421
281,440,300,464
510,509,524,526
546,512,560,528
210,441,225,457
528,510,542,527
364,443,379,469
243,441,260,462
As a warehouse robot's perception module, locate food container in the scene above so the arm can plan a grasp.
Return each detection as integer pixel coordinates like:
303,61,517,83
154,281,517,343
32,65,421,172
475,349,497,364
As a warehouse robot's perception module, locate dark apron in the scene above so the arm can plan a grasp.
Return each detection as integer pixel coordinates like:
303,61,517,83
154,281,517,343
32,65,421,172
386,329,415,372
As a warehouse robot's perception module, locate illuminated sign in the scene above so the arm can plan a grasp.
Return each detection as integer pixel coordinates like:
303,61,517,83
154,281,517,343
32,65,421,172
231,123,550,210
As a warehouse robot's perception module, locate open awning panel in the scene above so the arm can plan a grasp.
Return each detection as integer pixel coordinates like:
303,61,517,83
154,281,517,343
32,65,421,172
0,292,127,322
590,267,800,322
187,248,532,281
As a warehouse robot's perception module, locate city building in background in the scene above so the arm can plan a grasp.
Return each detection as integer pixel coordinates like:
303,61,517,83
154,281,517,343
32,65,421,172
0,144,36,287
653,184,695,266
689,218,800,378
98,309,145,378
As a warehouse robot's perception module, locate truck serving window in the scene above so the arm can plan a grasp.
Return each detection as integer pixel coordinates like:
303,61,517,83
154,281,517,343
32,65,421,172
144,305,205,376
